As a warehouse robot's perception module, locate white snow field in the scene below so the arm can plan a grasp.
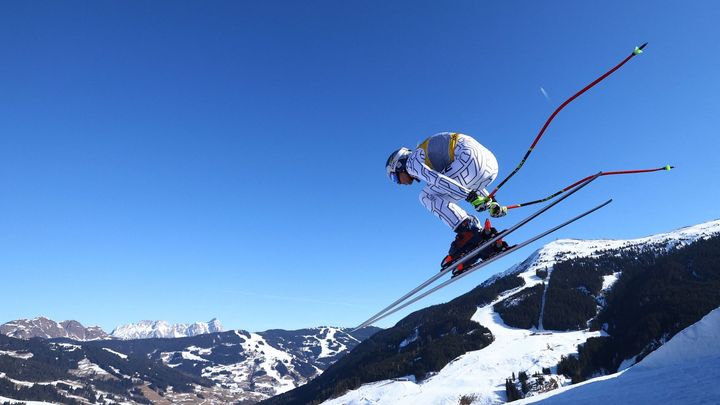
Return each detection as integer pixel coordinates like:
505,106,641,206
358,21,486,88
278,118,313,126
0,397,54,405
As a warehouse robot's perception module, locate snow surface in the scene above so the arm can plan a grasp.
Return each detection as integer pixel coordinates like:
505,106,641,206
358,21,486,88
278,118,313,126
0,350,33,359
515,307,720,405
181,350,208,362
0,396,54,405
0,372,35,387
102,347,128,359
71,358,110,377
0,373,84,391
306,327,350,359
321,219,720,405
52,342,81,351
186,345,213,355
239,332,296,393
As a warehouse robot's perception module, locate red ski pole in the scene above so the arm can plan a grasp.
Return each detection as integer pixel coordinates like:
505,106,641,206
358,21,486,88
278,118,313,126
506,165,673,210
488,42,648,201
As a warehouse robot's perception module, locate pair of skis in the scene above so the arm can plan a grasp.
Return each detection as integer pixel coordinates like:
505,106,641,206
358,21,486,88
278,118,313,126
352,173,610,332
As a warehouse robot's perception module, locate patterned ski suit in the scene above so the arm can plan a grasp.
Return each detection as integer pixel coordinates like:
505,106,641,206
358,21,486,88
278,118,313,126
406,133,499,230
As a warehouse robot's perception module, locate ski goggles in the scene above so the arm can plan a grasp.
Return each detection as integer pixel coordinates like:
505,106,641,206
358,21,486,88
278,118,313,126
389,172,400,184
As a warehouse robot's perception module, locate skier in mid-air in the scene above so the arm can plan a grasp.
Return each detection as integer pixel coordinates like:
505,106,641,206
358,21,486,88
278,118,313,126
386,132,509,273
352,44,654,330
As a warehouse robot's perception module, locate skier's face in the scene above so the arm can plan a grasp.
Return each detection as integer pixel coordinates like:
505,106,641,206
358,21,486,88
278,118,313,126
397,171,414,185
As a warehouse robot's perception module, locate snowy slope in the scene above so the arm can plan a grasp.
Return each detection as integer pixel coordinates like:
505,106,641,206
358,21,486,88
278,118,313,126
323,267,596,405
516,307,720,405
177,326,363,400
0,397,54,405
321,219,720,405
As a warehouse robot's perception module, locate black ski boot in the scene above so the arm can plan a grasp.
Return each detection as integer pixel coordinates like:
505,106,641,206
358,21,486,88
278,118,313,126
441,217,509,277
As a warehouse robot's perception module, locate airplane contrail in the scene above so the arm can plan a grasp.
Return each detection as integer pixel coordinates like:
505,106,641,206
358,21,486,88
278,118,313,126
540,86,551,102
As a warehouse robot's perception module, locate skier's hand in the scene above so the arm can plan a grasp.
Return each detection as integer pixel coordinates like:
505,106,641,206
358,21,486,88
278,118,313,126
488,202,508,218
466,191,491,212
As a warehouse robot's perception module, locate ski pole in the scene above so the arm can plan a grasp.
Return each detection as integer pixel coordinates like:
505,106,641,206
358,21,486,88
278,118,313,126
506,165,673,210
487,42,648,201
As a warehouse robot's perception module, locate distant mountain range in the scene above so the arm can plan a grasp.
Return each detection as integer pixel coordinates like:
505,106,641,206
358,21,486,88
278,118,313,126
110,318,224,339
0,318,224,341
0,317,109,341
0,325,380,404
0,317,381,403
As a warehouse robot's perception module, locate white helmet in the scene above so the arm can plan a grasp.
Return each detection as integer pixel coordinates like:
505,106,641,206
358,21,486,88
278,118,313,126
385,147,412,183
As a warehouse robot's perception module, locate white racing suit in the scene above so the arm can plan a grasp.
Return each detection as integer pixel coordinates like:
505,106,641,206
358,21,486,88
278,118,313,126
406,133,499,230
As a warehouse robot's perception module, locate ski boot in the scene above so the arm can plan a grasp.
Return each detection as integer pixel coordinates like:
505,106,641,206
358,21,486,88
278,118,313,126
440,217,510,278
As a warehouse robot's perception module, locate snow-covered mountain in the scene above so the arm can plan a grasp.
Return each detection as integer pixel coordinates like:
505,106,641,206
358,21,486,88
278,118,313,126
110,318,224,339
0,324,379,404
0,317,227,341
265,219,720,405
0,317,109,341
488,218,720,286
155,326,376,402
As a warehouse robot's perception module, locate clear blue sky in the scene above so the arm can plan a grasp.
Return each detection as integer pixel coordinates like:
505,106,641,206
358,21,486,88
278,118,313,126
1,1,718,333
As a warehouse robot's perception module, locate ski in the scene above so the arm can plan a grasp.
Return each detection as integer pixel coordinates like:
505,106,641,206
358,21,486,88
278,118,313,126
352,172,602,332
362,198,612,327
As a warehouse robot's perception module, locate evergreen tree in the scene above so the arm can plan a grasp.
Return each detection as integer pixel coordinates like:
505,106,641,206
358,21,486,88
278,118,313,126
505,378,522,401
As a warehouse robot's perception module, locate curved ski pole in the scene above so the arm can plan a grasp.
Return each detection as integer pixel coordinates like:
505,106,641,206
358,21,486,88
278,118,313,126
507,165,673,210
487,42,648,201
368,199,612,326
352,172,602,331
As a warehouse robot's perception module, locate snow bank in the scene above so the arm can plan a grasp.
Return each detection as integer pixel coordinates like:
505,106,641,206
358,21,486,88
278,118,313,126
517,307,720,405
635,307,720,369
